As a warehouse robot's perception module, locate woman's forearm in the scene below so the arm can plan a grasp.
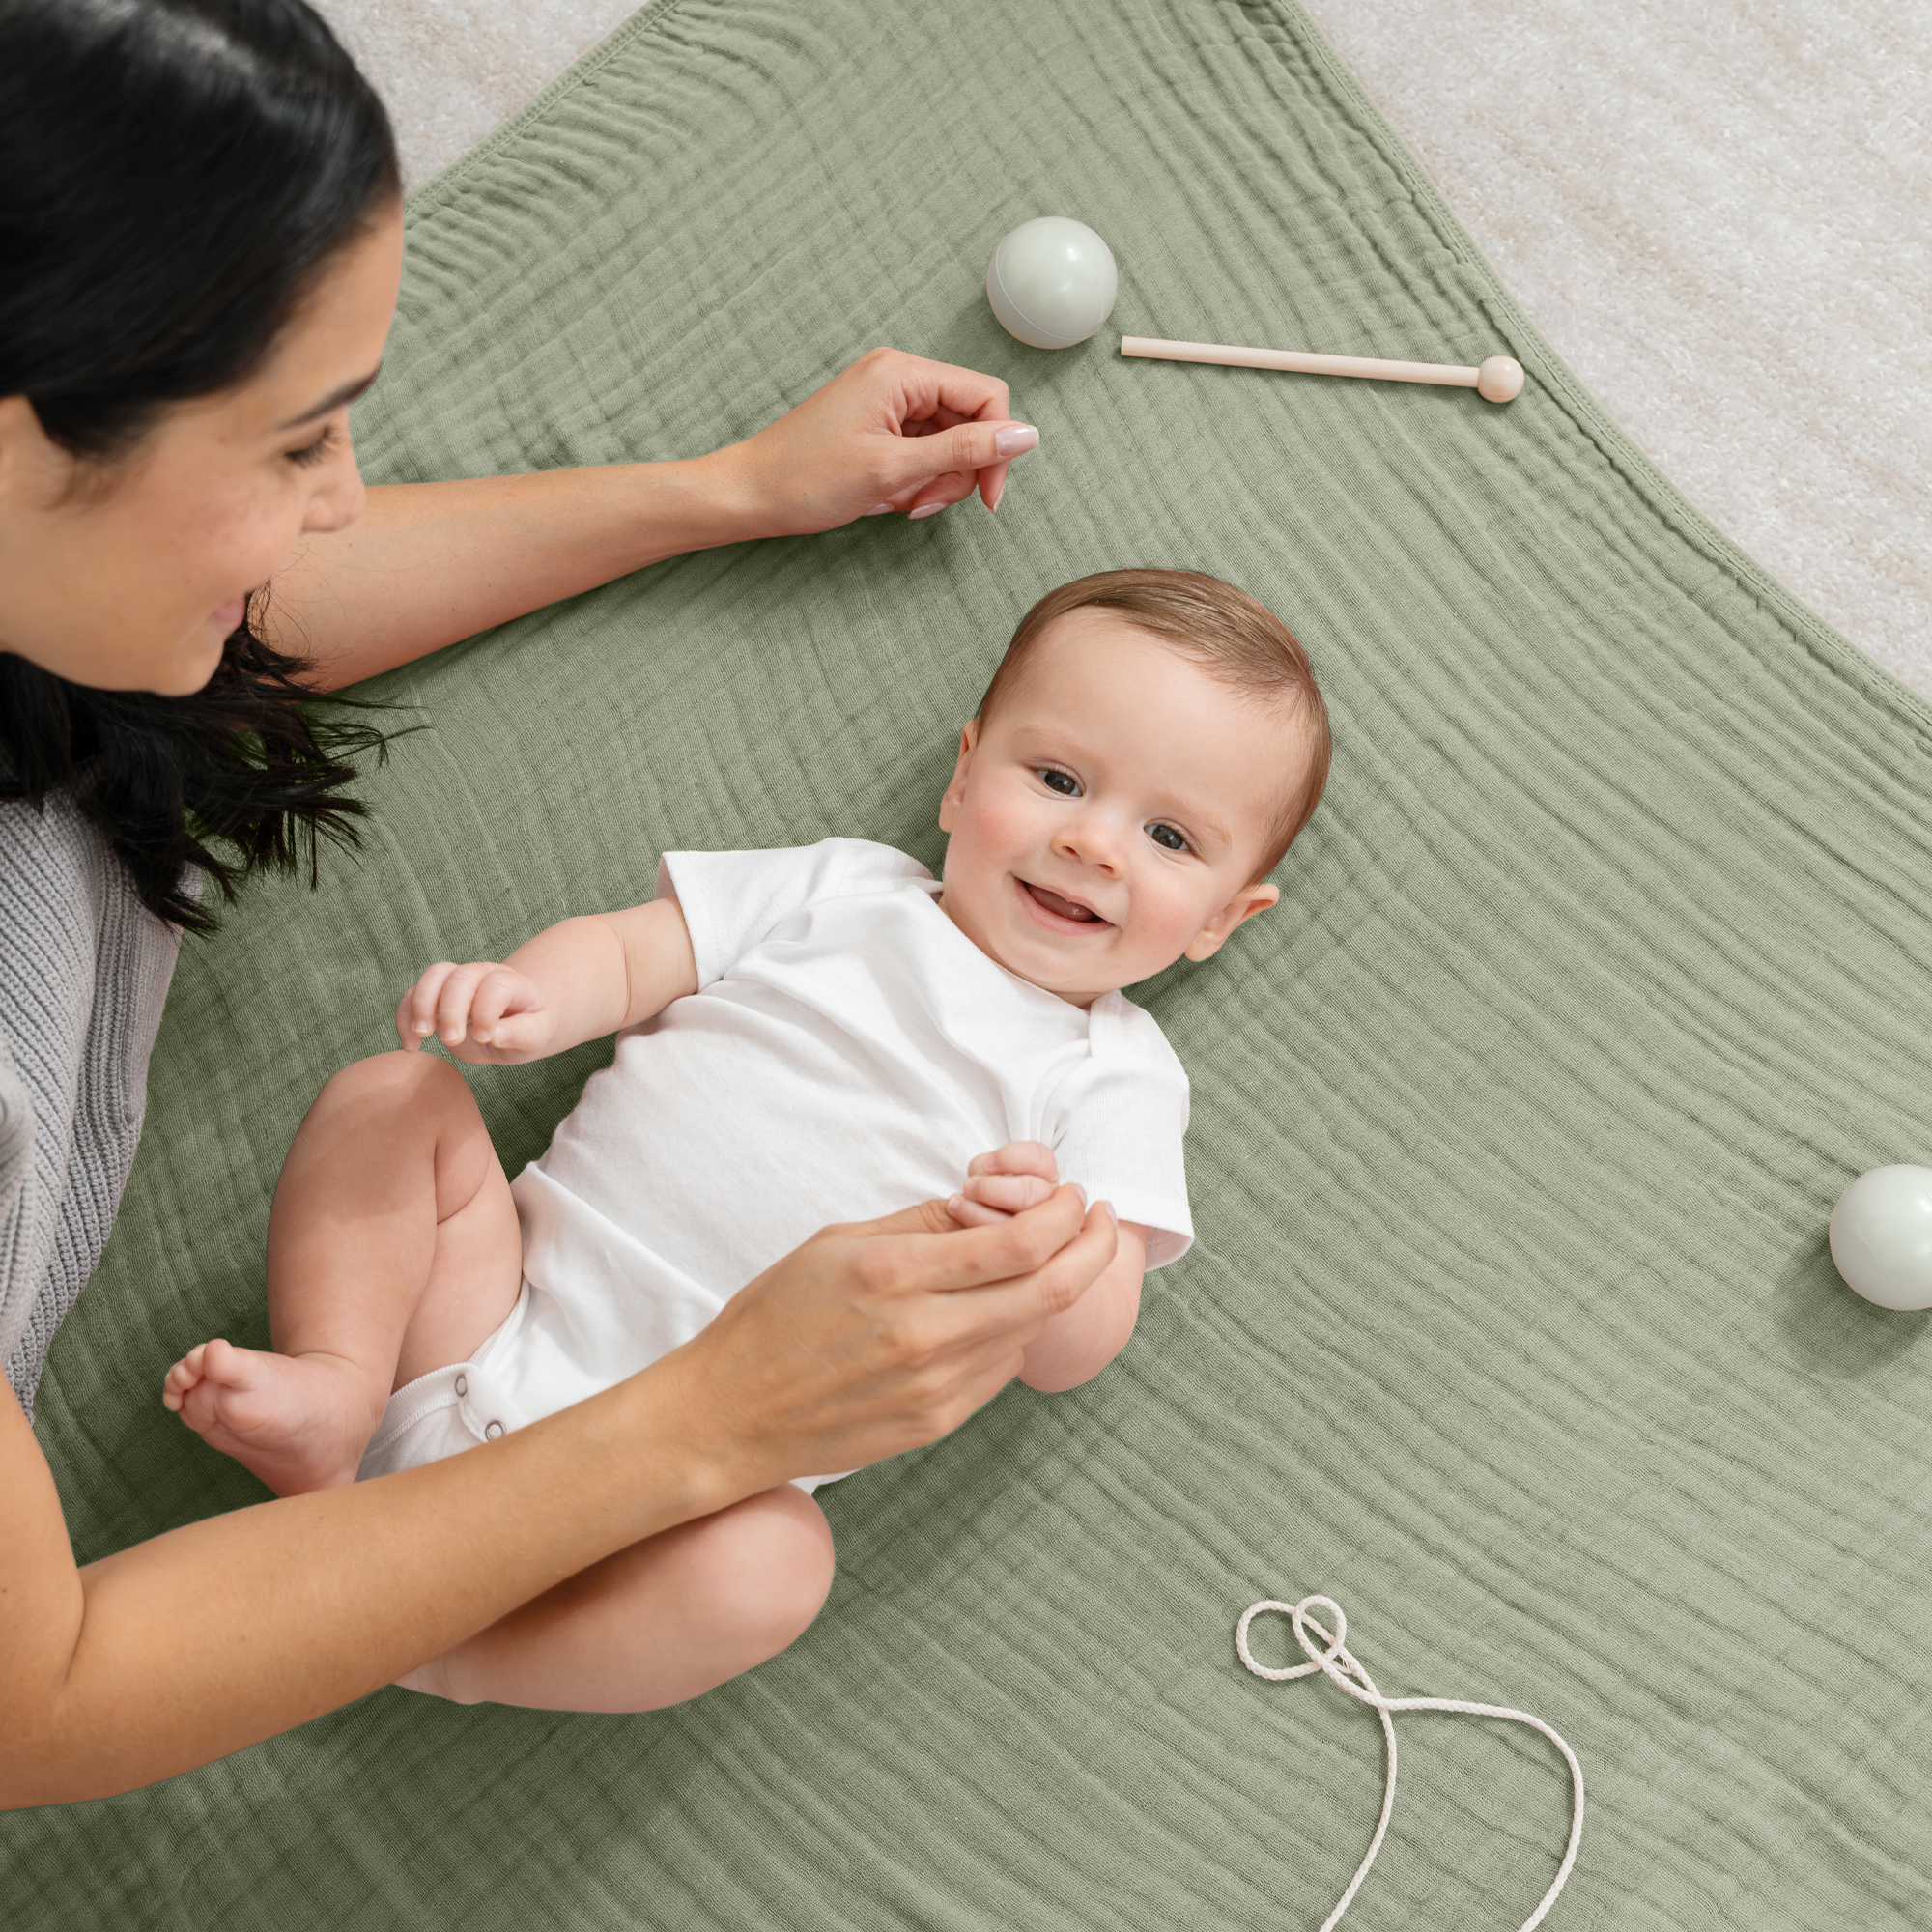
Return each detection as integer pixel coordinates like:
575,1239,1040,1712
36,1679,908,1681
5,1362,745,1809
267,348,1042,691
6,1182,1111,1808
267,452,761,691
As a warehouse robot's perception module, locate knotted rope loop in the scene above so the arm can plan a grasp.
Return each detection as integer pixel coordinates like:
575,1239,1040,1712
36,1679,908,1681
1236,1592,1584,1932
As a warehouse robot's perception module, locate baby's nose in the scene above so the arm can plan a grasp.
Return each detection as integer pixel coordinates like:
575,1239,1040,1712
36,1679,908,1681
1054,814,1124,871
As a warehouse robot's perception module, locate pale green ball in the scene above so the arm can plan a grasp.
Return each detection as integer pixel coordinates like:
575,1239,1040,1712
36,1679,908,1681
1829,1164,1932,1310
986,216,1118,350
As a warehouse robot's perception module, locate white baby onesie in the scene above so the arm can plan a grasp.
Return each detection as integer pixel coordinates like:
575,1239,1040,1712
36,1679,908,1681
357,838,1192,1487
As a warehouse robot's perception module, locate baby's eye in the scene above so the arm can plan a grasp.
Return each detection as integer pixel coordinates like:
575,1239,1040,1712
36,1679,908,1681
1038,768,1081,797
1147,822,1189,853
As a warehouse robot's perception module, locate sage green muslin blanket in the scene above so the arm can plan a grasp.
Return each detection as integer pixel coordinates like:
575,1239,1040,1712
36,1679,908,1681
12,1,1932,1924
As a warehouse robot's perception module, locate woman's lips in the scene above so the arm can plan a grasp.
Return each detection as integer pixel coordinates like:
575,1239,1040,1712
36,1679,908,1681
209,595,247,635
1016,877,1112,933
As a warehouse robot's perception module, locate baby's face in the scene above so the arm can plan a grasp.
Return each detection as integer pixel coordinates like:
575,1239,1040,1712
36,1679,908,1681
938,609,1309,1007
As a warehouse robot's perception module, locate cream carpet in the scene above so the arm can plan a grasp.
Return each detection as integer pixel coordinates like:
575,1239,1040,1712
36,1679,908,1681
316,0,1931,698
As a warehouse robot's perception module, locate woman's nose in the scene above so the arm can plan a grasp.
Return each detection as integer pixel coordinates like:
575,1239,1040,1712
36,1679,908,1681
301,437,368,536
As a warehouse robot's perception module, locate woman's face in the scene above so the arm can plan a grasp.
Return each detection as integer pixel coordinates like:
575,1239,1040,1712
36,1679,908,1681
0,202,405,696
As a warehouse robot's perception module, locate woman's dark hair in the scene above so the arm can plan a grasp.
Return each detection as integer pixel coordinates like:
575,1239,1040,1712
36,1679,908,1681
0,0,403,929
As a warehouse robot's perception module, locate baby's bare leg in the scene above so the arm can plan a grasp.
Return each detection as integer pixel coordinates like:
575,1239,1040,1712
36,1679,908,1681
399,1483,836,1712
163,1051,523,1496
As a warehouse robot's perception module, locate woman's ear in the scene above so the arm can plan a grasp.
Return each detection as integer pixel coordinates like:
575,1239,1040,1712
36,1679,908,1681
1182,881,1280,961
938,718,980,833
0,394,65,509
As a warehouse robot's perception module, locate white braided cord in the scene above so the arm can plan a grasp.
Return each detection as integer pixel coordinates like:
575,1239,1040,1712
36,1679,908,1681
1235,1595,1584,1931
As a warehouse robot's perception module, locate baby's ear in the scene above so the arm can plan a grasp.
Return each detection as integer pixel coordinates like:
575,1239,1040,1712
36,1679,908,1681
938,719,980,833
1183,881,1280,962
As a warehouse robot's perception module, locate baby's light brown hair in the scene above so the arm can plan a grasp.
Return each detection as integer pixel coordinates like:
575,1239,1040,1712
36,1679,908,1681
977,568,1331,877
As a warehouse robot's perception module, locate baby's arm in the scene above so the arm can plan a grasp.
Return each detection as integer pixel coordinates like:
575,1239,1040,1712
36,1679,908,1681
397,897,698,1064
950,1144,1147,1393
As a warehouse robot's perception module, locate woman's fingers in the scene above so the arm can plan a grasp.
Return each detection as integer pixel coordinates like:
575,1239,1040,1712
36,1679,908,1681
879,421,1037,515
944,1193,1011,1228
733,348,1037,532
842,1182,1097,1306
904,470,980,519
673,1185,1116,1488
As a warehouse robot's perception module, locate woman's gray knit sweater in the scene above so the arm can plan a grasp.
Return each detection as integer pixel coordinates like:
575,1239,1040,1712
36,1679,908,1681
1,790,181,1415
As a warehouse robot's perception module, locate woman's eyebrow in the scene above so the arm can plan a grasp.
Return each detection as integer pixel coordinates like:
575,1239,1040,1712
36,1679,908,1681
274,364,382,431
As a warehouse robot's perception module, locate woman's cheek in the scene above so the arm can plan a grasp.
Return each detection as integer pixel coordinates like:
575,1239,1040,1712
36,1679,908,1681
185,463,303,595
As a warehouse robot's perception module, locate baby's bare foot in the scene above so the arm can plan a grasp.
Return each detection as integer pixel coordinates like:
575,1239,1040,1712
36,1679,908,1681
162,1340,383,1496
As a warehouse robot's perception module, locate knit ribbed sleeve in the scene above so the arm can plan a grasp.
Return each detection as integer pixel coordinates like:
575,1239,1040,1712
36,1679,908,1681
0,791,181,1415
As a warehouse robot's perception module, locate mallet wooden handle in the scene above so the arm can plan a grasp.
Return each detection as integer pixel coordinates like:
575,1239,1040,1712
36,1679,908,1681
1121,335,1525,403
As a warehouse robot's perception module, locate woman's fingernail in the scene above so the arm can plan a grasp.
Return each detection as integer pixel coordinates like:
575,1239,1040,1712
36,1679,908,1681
862,502,894,515
987,476,1006,514
994,424,1039,457
1099,1199,1118,1224
1073,1183,1089,1208
909,501,947,521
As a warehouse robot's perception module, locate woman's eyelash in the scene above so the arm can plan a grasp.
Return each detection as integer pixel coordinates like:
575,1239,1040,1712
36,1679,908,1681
286,423,342,469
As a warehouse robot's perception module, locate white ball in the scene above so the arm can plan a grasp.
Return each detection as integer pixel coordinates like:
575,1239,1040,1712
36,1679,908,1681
986,216,1118,350
1829,1164,1932,1310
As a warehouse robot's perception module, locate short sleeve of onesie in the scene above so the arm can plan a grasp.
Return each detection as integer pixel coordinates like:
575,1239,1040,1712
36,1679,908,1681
1040,994,1194,1268
659,838,931,987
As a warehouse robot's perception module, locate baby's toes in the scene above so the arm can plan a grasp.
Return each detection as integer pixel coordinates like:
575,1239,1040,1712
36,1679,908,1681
198,1337,253,1386
161,1345,208,1410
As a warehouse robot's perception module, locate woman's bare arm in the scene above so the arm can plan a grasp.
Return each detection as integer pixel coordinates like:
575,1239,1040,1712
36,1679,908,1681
270,349,1040,691
2,1185,1113,1809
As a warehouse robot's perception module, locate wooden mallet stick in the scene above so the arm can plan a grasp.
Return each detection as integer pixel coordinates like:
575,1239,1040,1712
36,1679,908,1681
1121,334,1525,403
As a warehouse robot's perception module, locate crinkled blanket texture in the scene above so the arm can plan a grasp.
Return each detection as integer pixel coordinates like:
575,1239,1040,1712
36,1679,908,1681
11,2,1932,1924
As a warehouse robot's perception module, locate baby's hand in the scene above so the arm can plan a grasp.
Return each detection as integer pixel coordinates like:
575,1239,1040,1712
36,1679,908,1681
396,960,554,1062
947,1141,1062,1228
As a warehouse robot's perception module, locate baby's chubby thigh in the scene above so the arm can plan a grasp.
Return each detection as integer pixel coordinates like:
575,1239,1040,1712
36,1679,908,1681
357,1162,733,1483
426,1479,837,1712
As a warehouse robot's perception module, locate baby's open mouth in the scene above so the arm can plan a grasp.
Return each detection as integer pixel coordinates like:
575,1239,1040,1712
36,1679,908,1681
1019,879,1112,927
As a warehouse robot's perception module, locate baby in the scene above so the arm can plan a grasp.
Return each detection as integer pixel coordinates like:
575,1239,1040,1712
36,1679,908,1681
163,566,1330,1713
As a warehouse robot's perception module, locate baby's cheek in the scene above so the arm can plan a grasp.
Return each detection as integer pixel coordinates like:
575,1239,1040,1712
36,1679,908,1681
1124,879,1214,970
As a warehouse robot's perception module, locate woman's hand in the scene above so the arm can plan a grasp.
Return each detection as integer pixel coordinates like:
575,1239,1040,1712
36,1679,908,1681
396,960,554,1062
721,346,1041,530
661,1183,1117,1492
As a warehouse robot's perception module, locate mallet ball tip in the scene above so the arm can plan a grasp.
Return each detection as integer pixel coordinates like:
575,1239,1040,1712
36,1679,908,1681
1476,355,1525,403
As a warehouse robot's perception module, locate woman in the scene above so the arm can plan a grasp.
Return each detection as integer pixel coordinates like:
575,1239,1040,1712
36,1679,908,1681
0,0,1111,1807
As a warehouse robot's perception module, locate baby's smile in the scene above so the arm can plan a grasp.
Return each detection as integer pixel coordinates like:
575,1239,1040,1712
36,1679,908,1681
1016,875,1113,931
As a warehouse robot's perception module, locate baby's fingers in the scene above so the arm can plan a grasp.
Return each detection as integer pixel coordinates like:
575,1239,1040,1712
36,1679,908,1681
966,1140,1059,1183
431,962,501,1047
961,1172,1056,1215
398,962,461,1049
467,968,540,1047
